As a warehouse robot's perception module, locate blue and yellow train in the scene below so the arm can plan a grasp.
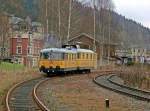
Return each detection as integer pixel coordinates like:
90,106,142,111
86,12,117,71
39,45,97,76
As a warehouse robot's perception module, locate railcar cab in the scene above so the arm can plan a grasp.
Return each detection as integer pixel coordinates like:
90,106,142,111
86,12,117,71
39,47,76,74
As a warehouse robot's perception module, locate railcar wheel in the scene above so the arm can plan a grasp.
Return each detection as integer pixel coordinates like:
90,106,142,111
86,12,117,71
47,73,50,77
87,69,91,73
40,66,45,72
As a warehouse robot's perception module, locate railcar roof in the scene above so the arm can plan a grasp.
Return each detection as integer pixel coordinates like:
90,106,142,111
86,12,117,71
40,48,95,53
77,49,94,53
40,48,75,53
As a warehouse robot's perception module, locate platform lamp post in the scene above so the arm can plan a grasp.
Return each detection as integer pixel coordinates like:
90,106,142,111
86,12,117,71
67,0,72,44
28,31,32,67
93,0,96,52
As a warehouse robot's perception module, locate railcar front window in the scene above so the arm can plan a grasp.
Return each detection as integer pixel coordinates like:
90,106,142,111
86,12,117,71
41,52,65,60
43,52,49,59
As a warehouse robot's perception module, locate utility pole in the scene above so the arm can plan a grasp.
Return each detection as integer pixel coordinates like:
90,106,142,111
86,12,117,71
2,33,4,59
98,4,103,66
58,0,61,46
45,0,49,41
93,0,96,52
108,9,111,64
67,0,72,44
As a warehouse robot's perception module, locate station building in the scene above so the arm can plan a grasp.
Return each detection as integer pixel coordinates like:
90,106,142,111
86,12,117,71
68,33,117,60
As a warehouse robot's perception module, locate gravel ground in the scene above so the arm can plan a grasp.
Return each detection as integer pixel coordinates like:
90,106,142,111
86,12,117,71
37,72,150,111
109,75,124,85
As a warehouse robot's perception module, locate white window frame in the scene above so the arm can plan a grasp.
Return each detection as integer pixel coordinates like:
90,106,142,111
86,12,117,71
16,46,22,54
32,58,37,67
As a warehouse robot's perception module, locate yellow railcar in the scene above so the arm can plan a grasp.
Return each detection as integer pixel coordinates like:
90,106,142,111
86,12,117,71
39,46,97,76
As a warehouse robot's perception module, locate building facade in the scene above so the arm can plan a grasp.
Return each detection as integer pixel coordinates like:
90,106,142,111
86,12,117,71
8,16,44,67
68,33,117,60
10,33,43,67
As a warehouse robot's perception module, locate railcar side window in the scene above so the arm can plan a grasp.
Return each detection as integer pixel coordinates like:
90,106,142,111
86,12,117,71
77,53,80,59
91,54,93,59
86,54,88,59
49,52,62,60
73,54,76,60
71,54,72,60
64,53,68,60
82,53,84,59
68,54,70,60
93,54,95,59
62,53,65,59
42,52,64,60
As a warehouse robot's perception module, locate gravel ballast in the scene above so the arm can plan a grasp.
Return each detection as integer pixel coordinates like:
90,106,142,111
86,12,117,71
37,73,150,111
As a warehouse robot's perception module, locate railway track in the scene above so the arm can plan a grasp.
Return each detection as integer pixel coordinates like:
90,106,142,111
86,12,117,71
6,77,50,111
5,70,117,111
94,74,150,102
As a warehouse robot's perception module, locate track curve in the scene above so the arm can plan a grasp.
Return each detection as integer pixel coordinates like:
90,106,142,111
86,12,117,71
94,74,150,102
6,77,50,111
33,78,50,111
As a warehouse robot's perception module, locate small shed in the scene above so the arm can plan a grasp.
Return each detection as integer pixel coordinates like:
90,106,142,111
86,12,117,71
68,33,100,59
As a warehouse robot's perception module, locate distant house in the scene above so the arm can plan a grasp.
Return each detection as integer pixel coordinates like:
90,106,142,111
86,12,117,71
8,16,44,66
0,15,44,66
130,47,147,63
32,22,44,33
10,33,44,67
115,46,148,63
68,33,117,60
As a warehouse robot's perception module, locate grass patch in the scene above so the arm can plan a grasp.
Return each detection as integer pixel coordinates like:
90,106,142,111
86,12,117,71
0,62,24,71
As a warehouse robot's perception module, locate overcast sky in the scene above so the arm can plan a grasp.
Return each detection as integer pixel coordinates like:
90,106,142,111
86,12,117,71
113,0,150,28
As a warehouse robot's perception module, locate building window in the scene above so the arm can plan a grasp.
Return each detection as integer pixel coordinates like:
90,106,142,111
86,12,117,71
17,36,22,42
0,47,6,53
32,58,37,67
16,46,22,54
34,47,36,54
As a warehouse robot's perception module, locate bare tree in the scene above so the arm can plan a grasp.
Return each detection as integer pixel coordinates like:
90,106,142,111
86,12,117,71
38,0,114,49
67,0,72,44
0,12,10,59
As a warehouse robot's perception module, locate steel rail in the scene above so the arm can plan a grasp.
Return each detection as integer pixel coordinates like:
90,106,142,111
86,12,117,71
5,70,117,111
94,74,150,102
108,74,150,94
33,78,50,111
6,77,50,111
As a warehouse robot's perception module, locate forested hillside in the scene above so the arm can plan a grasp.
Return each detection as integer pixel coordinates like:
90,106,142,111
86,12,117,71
0,0,40,20
112,12,150,48
0,0,150,48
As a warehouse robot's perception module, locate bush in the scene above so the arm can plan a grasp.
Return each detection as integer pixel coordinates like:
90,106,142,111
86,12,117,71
127,61,134,66
118,66,150,91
